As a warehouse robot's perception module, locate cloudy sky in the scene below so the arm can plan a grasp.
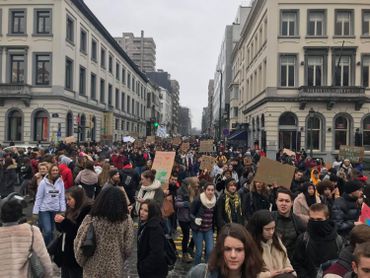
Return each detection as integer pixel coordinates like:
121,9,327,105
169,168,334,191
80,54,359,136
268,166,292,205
85,0,252,129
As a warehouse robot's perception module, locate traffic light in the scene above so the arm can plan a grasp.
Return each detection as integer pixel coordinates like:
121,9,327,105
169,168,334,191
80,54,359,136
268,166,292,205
153,122,159,128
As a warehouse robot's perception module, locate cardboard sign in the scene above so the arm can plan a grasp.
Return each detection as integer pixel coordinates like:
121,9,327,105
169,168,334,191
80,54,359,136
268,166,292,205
253,157,295,189
199,156,217,172
172,137,182,146
152,151,176,190
146,136,155,144
134,140,143,148
283,148,296,157
180,142,190,153
199,140,214,153
64,136,76,144
339,145,365,163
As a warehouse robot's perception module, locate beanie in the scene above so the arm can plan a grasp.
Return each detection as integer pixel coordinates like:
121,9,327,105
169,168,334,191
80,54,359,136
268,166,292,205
109,169,119,178
344,180,363,194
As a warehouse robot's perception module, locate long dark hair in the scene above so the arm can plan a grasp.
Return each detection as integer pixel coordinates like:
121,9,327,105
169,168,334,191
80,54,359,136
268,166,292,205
208,223,264,278
246,210,286,256
65,187,91,222
140,199,162,221
90,186,129,222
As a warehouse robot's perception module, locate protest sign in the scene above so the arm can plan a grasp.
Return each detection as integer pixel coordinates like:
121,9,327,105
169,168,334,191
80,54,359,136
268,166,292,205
199,140,214,153
64,136,76,144
180,142,190,152
146,136,155,144
134,139,143,148
253,157,295,189
199,156,217,172
172,137,182,146
339,145,365,163
151,151,176,190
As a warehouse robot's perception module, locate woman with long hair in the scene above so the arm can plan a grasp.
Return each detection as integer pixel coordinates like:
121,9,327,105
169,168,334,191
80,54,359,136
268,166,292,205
187,223,264,278
74,186,134,277
97,162,111,188
137,200,168,278
247,210,295,277
54,187,92,278
244,180,271,221
293,182,321,225
190,182,217,265
29,162,49,200
0,157,18,198
32,164,66,245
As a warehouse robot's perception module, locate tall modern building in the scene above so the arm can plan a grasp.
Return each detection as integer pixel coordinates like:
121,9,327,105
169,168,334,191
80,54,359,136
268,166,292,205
115,31,156,73
179,106,191,136
233,0,370,160
207,80,214,136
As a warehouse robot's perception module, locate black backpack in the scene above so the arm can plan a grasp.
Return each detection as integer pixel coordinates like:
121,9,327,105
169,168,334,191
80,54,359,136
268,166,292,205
164,234,177,269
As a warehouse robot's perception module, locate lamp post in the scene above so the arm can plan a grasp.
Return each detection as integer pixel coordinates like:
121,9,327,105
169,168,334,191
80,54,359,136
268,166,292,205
217,69,223,144
309,108,315,158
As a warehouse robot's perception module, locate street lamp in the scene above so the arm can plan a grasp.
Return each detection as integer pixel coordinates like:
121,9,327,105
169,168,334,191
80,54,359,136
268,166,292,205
217,69,223,144
308,108,315,158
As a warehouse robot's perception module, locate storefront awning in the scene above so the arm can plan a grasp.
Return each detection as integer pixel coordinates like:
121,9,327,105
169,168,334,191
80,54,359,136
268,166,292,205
228,130,248,141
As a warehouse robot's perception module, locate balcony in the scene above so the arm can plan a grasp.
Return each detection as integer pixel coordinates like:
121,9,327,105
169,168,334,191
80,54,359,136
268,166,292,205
0,83,32,106
298,86,367,110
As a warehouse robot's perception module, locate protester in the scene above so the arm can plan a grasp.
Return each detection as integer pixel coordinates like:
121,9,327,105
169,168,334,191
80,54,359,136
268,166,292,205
317,180,336,213
293,182,321,225
74,186,134,277
186,223,264,278
344,242,370,278
358,184,370,225
119,160,140,205
59,157,74,190
0,157,18,197
190,182,217,265
137,200,168,278
247,210,295,277
244,180,271,221
74,160,99,199
0,198,53,277
33,164,66,245
29,161,49,199
97,161,110,187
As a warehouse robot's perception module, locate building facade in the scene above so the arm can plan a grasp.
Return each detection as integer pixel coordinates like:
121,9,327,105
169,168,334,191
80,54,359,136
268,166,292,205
179,106,191,136
207,79,214,136
0,0,150,145
233,0,370,160
115,31,156,73
159,86,172,133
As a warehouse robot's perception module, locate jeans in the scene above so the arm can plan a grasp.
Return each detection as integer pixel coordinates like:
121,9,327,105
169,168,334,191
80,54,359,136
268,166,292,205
38,211,56,246
193,229,214,265
179,221,191,254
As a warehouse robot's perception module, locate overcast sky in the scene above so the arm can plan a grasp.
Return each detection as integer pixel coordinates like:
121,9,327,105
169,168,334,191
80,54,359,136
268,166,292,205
85,0,252,129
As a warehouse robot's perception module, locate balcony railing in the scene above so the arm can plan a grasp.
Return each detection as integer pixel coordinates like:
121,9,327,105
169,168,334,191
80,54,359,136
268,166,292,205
0,83,32,106
299,86,365,95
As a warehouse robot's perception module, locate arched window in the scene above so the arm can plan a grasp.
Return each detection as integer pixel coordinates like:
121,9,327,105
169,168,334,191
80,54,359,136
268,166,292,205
80,114,86,142
279,112,297,126
334,115,350,149
363,115,370,150
279,112,299,150
66,112,73,137
307,116,322,150
33,110,49,141
91,116,96,142
7,109,22,141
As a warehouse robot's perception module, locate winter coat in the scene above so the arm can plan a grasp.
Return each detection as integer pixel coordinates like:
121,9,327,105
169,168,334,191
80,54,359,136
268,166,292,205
331,193,361,237
215,192,244,231
0,164,18,197
0,223,53,278
323,245,354,278
74,215,134,278
175,184,191,222
244,191,271,221
137,217,168,278
132,153,146,167
59,164,73,189
293,192,321,226
119,167,140,204
187,263,265,278
74,169,98,186
55,205,91,268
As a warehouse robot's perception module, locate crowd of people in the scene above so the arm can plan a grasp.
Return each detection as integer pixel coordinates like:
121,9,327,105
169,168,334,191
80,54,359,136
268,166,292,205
0,140,369,278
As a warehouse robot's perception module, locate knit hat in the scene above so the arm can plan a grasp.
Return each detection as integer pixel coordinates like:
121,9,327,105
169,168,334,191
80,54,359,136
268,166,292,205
109,169,119,178
344,180,363,194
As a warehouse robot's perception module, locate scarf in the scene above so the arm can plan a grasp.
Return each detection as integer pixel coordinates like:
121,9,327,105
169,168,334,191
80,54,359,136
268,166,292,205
224,191,242,222
135,180,162,213
200,192,216,209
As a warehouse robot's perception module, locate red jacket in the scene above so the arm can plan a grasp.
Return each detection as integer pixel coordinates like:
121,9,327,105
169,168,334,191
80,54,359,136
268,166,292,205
58,164,73,189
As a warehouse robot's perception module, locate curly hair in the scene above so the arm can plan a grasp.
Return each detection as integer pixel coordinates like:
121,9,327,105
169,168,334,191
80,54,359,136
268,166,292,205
208,223,264,278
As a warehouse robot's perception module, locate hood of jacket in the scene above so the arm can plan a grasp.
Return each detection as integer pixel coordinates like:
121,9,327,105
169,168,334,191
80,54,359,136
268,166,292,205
59,163,69,172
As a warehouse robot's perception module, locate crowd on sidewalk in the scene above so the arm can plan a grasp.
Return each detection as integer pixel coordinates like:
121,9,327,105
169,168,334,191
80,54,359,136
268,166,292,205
0,139,369,278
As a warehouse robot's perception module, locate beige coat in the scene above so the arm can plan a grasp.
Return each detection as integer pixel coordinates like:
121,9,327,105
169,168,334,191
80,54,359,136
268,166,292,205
0,223,53,278
74,215,134,278
293,192,321,225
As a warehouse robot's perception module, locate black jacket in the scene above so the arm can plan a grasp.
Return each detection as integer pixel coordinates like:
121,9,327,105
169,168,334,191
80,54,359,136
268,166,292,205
243,191,271,220
119,168,140,204
332,193,361,237
55,205,91,268
137,217,168,278
215,192,244,231
132,153,146,167
0,165,18,197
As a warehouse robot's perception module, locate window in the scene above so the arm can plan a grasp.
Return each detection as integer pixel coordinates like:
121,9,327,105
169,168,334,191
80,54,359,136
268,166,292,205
115,89,119,109
108,55,113,73
79,67,86,96
307,56,323,86
35,54,51,85
363,10,370,36
10,10,26,34
66,112,73,137
307,10,325,36
334,116,350,149
90,73,96,100
33,110,48,141
66,16,74,42
362,56,370,87
108,84,112,105
10,54,25,83
127,73,131,88
35,10,51,35
335,10,353,36
126,121,130,131
65,58,73,89
280,55,296,87
116,63,120,80
132,77,135,91
136,101,139,116
281,11,298,36
100,79,105,103
7,110,22,141
307,116,321,150
80,28,87,53
127,95,130,113
100,48,106,68
91,39,97,61
122,68,126,84
121,92,125,111
115,118,119,130
334,56,351,86
132,99,135,115
363,115,370,150
121,121,125,131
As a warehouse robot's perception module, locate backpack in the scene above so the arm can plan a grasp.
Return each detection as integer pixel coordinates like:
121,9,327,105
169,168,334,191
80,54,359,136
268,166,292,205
303,232,343,278
164,234,177,269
